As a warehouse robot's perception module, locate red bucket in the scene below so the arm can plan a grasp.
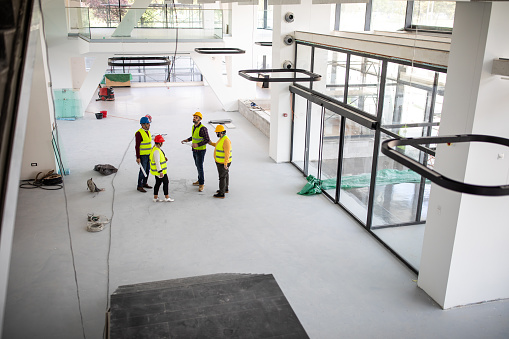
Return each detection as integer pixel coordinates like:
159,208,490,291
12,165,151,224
101,110,107,118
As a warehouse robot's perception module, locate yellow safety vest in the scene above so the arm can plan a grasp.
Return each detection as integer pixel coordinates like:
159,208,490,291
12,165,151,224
149,147,167,175
137,128,152,156
215,136,232,163
192,124,206,150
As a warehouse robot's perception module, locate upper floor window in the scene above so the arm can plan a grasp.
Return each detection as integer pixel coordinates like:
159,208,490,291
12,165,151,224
410,1,455,31
371,0,407,31
335,0,455,33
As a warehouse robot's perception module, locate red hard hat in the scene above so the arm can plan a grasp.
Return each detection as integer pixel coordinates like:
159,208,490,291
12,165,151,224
145,114,152,123
154,135,165,143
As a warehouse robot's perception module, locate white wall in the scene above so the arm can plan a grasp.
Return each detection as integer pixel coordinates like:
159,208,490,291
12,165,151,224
21,28,57,180
418,2,509,309
0,3,42,333
270,0,332,163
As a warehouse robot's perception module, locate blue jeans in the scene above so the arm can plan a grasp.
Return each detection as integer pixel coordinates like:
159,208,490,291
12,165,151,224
193,149,206,185
137,155,150,187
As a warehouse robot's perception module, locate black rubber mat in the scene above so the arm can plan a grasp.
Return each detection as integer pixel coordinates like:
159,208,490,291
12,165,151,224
109,273,309,338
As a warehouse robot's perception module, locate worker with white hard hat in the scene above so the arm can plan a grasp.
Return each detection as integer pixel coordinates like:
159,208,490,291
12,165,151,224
181,112,210,192
208,125,232,199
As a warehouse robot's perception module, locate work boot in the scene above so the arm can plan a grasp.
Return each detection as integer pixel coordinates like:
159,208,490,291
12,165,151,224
143,184,152,189
216,190,229,194
199,185,204,192
192,180,200,186
213,193,225,199
137,187,147,193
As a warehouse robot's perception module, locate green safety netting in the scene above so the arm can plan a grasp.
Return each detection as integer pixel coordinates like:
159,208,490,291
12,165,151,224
298,169,423,196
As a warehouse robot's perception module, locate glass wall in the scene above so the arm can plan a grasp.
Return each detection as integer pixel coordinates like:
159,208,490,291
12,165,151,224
347,56,382,116
308,104,324,179
320,110,341,200
339,121,375,224
292,41,447,272
324,51,347,102
291,95,309,172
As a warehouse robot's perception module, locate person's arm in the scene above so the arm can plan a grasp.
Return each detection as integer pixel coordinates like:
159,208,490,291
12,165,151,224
135,131,142,163
197,127,210,147
208,140,216,147
223,138,231,169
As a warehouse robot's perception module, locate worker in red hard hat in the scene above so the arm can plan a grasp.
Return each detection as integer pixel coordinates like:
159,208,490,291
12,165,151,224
136,116,152,193
150,135,174,202
208,125,232,199
181,112,209,192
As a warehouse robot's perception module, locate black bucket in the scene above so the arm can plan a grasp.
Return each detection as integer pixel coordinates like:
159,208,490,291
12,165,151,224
95,113,103,119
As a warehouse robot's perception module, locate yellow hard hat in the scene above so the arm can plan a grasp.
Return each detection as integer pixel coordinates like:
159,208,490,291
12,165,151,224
215,125,225,133
193,112,203,119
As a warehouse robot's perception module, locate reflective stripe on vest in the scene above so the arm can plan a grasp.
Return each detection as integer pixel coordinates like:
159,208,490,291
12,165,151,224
150,147,167,175
192,124,206,150
215,135,232,163
138,128,152,155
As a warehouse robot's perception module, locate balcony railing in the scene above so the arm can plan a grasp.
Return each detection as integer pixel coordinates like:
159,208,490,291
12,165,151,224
66,6,229,41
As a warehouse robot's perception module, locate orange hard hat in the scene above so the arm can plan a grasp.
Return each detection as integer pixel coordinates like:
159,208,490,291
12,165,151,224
193,112,203,119
215,125,225,133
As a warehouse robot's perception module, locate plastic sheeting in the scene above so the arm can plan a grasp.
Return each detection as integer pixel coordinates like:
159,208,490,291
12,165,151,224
298,169,423,196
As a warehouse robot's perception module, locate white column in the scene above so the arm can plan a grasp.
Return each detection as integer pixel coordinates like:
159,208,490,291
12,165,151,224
269,1,332,162
418,2,509,309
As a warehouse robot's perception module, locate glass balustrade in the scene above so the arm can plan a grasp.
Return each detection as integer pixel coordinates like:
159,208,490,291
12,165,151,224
66,6,229,40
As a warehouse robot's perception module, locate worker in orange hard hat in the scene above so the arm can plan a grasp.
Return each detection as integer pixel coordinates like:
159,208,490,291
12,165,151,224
150,135,174,202
208,124,232,199
181,112,210,192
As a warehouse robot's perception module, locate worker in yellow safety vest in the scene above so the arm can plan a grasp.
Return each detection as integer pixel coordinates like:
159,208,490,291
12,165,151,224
208,125,232,199
135,116,152,193
150,135,174,202
181,112,210,192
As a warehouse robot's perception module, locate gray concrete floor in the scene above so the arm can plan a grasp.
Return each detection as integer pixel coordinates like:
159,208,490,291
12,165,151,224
3,86,509,339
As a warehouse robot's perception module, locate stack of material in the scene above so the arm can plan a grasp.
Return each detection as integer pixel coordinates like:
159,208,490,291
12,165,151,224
109,273,309,338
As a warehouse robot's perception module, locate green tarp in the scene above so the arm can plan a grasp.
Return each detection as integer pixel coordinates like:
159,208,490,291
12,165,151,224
298,169,423,196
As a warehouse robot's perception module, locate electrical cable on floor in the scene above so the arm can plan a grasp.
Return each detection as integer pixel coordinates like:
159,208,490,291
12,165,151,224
102,135,135,339
37,0,86,338
19,179,63,190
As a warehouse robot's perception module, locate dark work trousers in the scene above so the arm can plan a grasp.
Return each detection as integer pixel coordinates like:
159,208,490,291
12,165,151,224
154,174,169,196
137,155,150,187
216,162,231,194
193,149,206,185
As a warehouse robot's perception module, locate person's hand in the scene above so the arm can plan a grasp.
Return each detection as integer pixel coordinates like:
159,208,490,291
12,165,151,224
181,140,186,144
192,143,198,148
224,163,228,169
165,157,168,161
159,173,163,178
136,158,141,164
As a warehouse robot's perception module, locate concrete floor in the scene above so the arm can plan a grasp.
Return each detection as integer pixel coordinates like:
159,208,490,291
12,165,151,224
3,86,509,339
